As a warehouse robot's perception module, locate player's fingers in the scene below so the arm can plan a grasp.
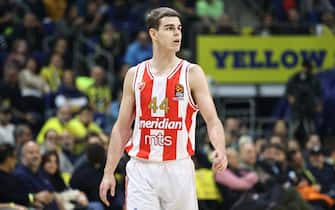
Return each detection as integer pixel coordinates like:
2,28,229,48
110,183,115,197
213,160,226,171
215,163,224,171
211,151,219,160
99,183,110,206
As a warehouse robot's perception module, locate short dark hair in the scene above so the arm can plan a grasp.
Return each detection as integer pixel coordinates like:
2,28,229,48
146,7,181,30
0,143,15,164
86,143,106,168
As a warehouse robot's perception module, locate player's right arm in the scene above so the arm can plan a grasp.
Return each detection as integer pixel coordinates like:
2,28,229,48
99,67,136,206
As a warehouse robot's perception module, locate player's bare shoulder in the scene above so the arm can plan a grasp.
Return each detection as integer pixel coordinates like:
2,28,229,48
123,66,138,92
125,66,137,82
188,63,207,91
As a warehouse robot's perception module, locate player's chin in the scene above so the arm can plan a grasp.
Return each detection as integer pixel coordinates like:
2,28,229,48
170,44,181,51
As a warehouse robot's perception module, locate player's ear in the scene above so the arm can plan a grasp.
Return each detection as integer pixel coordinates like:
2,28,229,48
148,28,157,41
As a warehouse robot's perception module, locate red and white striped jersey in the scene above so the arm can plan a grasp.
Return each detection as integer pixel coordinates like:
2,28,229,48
125,59,199,161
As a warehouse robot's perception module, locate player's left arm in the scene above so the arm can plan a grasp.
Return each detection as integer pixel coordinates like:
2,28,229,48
189,64,227,172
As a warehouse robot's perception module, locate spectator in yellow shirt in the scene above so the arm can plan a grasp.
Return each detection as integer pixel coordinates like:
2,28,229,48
67,106,103,154
40,53,64,93
37,105,72,144
67,106,102,139
86,66,111,113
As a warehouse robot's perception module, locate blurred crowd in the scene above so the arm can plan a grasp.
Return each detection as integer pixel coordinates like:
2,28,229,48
0,0,335,210
194,117,335,210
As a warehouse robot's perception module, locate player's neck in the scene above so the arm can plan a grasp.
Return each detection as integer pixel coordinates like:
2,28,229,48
151,47,179,72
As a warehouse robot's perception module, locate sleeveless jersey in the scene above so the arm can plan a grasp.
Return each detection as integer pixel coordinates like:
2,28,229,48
126,59,199,161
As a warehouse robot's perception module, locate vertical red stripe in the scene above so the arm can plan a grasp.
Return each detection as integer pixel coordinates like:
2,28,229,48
185,103,196,155
136,64,153,159
163,64,183,160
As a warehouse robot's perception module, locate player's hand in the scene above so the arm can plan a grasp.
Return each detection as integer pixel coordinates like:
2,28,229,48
211,150,228,172
99,173,116,206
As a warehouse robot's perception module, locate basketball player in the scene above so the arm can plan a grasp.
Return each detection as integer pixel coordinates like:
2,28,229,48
99,7,227,210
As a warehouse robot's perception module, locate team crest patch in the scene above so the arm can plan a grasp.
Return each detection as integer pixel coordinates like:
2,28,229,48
137,81,145,91
174,84,184,100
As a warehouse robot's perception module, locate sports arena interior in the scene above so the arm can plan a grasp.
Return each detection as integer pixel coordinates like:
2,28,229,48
1,0,335,210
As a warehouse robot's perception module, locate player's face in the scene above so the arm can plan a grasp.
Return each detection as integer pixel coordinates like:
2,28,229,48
156,16,182,52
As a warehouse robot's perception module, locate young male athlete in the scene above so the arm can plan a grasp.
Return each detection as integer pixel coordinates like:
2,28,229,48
99,7,227,210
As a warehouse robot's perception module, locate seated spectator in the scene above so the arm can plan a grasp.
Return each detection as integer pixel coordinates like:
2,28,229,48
37,105,72,144
41,129,74,175
82,0,108,37
287,147,319,187
41,151,66,192
55,4,84,39
19,56,50,116
216,148,258,209
86,66,111,115
287,147,335,209
55,70,88,112
0,143,50,209
40,53,64,93
5,39,28,69
307,146,335,198
14,13,43,51
238,143,313,210
40,151,89,210
13,141,60,210
70,143,108,210
258,143,289,185
67,105,102,140
305,133,322,154
239,141,258,170
51,37,72,69
59,130,78,167
0,63,29,123
0,105,15,145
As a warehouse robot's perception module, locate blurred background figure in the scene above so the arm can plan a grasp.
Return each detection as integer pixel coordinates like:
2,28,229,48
286,60,323,146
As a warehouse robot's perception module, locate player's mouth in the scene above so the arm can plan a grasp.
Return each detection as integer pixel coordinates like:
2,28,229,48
173,40,180,44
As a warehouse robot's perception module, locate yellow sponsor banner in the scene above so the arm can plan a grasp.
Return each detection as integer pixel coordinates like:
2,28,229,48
197,36,335,83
